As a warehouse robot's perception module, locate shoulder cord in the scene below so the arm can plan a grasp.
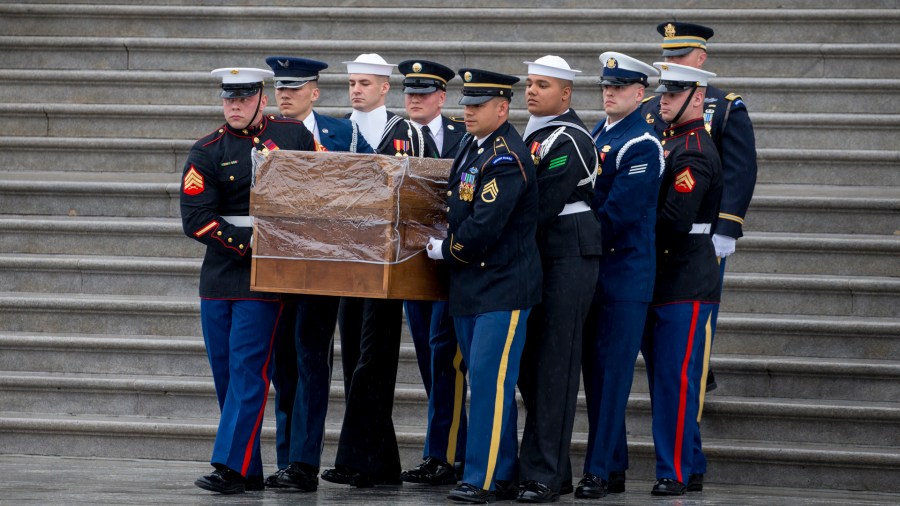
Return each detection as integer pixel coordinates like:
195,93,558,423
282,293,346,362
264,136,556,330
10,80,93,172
616,132,665,177
349,121,359,152
539,123,598,187
405,120,425,157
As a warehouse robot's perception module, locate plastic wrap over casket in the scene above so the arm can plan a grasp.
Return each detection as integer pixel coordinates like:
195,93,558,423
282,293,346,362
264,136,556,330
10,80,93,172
249,150,452,299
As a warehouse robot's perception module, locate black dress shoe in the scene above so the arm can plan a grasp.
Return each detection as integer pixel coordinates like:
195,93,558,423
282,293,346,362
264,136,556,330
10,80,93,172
321,466,353,485
194,468,246,494
265,468,289,488
651,478,686,496
495,480,519,501
448,482,493,503
686,473,704,492
320,466,400,488
706,370,718,392
245,475,265,491
401,456,458,485
277,462,319,491
559,479,573,495
608,471,626,493
517,480,559,503
574,473,607,499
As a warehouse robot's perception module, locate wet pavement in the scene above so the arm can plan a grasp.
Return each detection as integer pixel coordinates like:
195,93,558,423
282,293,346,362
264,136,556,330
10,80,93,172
1,454,898,505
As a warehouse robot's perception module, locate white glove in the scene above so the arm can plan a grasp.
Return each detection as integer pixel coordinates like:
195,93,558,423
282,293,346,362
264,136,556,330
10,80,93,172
426,237,444,260
712,234,736,258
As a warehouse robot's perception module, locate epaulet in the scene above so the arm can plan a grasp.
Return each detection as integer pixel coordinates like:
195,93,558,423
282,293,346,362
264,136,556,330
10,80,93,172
725,93,742,102
642,96,655,103
199,126,226,147
488,136,517,166
267,114,303,124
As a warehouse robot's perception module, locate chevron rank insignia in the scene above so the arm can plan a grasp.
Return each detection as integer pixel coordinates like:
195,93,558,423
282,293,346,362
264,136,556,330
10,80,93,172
674,167,695,193
183,165,204,195
481,178,499,203
547,155,568,170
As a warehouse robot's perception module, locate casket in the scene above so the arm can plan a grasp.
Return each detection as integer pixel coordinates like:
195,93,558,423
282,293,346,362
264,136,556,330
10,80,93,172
249,150,451,300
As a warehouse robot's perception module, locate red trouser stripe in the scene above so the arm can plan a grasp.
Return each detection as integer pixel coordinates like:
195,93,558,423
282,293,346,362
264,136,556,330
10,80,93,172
673,301,700,483
241,302,283,475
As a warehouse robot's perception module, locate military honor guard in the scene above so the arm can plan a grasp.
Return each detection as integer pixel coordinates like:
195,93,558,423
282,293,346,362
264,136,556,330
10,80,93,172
262,55,374,492
181,67,315,494
641,62,723,496
322,53,426,488
515,55,602,503
577,52,664,499
641,22,758,489
396,59,469,487
426,68,541,503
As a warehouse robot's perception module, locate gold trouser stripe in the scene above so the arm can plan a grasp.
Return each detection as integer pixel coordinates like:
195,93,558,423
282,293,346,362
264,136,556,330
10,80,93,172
446,345,465,464
483,310,520,490
697,311,713,423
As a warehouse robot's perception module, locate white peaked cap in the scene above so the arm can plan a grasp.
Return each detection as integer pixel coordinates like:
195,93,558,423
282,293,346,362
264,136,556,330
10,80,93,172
524,55,581,81
210,67,274,84
653,61,716,89
343,53,397,76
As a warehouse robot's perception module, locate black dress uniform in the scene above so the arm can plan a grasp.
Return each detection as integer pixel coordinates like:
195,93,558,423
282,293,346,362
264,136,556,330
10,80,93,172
183,67,315,495
518,107,602,495
639,61,723,496
435,69,541,502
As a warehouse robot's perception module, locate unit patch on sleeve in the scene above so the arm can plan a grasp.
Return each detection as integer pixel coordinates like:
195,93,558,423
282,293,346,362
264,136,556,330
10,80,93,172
674,168,696,193
183,165,205,195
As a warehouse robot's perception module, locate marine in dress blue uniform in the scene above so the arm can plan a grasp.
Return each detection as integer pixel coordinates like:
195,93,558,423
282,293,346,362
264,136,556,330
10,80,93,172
515,55,602,503
640,62,723,496
577,52,664,499
426,68,542,504
262,56,374,492
183,67,316,495
396,60,469,487
640,22,758,490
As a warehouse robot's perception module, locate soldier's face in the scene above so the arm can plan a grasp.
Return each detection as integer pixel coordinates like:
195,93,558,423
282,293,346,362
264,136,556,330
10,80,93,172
275,83,319,121
348,74,389,112
664,48,708,69
463,97,507,138
524,75,571,117
222,92,267,129
659,90,692,123
601,83,643,123
404,90,445,125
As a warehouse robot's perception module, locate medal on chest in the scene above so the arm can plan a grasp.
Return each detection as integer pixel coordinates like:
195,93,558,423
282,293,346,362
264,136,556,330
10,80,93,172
394,139,410,157
530,141,541,165
459,167,478,202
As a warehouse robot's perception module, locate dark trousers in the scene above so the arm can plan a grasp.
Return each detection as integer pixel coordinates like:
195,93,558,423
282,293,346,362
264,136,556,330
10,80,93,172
519,255,599,490
334,297,403,479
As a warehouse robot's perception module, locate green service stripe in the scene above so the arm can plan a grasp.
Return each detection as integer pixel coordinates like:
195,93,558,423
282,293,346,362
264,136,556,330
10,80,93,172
547,158,568,169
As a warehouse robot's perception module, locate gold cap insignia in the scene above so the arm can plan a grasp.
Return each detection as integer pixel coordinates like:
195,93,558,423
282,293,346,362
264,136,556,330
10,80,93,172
606,57,617,69
464,71,473,82
412,62,423,72
230,69,240,75
665,23,676,38
660,64,669,71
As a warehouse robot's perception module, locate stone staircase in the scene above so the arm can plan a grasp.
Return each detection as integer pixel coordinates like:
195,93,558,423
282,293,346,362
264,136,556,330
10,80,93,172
0,0,898,494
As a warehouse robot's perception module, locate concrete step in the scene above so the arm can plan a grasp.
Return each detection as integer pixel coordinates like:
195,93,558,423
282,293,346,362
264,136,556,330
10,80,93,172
722,272,899,318
0,254,199,296
756,149,900,187
632,354,900,403
4,68,898,115
0,216,202,257
19,0,897,8
713,313,900,361
746,184,900,235
6,104,899,152
730,232,900,277
2,36,898,79
1,5,895,44
2,134,895,191
0,172,179,218
1,412,897,492
0,292,200,336
3,368,898,450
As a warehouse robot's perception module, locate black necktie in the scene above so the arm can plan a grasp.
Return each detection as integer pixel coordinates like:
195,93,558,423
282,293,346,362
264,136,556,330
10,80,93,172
421,125,440,158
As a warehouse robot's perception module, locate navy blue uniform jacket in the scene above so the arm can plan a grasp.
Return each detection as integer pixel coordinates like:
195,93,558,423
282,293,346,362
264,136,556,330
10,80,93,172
314,111,374,153
654,117,723,304
440,121,542,317
525,109,602,258
591,107,664,302
180,114,315,299
642,85,757,239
